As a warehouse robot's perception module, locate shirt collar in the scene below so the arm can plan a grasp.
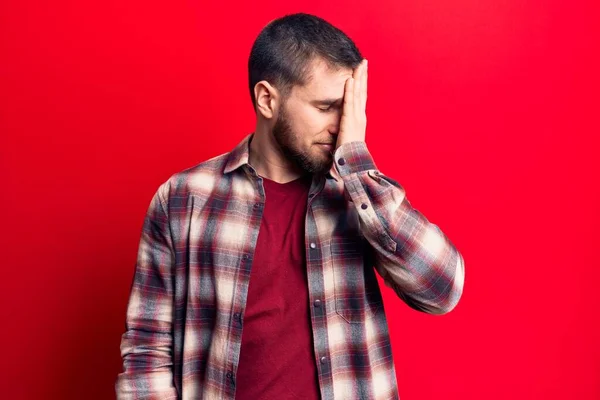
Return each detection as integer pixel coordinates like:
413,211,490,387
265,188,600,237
223,132,253,175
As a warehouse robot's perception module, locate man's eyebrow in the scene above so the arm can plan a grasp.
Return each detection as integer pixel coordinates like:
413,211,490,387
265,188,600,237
311,98,344,106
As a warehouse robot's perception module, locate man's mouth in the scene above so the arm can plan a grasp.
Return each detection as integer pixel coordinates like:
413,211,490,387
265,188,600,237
317,143,334,151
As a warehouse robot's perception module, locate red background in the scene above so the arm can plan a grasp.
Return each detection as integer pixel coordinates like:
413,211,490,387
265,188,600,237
1,1,598,399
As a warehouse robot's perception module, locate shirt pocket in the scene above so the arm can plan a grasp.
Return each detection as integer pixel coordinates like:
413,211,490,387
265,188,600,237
326,237,384,324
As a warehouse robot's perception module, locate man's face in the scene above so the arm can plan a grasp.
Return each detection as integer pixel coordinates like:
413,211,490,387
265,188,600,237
272,58,354,175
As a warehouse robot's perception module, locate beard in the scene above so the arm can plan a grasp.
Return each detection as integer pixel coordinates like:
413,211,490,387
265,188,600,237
271,104,333,175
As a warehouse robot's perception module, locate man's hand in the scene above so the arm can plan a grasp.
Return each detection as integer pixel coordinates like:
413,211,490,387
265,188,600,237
336,58,368,151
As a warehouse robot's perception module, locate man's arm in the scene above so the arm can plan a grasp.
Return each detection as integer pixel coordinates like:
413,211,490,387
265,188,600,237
333,141,465,315
333,60,464,315
116,182,178,399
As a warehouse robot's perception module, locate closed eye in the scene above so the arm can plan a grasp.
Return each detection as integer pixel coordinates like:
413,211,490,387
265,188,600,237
312,98,343,112
318,104,340,113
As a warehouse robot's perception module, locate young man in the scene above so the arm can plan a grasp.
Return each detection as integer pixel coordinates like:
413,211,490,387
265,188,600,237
116,12,465,400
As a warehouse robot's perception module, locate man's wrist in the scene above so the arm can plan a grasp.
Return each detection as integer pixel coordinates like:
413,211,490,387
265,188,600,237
333,141,377,177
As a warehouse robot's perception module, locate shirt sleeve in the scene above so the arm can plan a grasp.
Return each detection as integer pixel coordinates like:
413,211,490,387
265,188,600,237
115,182,178,399
333,140,465,315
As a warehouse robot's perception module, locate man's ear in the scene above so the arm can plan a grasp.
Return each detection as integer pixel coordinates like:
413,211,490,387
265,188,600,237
254,80,280,119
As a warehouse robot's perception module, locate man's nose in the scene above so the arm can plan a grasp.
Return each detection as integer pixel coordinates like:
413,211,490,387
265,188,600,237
328,111,342,136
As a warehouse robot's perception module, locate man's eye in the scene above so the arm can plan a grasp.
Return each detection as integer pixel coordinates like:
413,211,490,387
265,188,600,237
318,106,332,112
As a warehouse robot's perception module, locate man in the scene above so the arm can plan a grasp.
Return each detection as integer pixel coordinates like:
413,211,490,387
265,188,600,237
116,12,465,400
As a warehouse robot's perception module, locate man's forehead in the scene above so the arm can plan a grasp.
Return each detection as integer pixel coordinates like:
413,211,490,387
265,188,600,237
297,59,353,99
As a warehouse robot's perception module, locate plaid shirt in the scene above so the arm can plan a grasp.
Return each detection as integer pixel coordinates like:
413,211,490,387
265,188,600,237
116,133,465,400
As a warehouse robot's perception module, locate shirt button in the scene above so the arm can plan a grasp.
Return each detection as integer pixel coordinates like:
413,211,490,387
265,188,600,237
253,203,261,209
226,372,233,379
337,157,346,165
361,203,368,209
310,242,316,249
314,299,321,307
320,356,327,364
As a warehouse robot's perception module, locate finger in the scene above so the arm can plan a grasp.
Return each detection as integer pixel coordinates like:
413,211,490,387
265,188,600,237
355,67,362,109
356,61,366,105
362,60,368,110
343,77,354,116
353,60,362,80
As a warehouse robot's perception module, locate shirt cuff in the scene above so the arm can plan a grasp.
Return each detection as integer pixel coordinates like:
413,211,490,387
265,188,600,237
333,141,377,177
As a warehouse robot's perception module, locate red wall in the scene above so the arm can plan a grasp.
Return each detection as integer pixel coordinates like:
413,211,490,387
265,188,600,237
1,1,598,399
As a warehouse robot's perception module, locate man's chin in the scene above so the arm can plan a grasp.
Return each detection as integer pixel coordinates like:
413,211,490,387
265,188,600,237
311,159,334,175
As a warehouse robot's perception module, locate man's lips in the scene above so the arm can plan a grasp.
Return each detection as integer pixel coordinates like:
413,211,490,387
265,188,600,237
317,143,334,154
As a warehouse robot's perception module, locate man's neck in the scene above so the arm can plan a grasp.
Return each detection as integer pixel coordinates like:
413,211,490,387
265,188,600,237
248,129,307,184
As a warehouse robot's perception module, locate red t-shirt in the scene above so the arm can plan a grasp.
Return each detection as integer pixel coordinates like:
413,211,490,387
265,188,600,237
234,173,321,400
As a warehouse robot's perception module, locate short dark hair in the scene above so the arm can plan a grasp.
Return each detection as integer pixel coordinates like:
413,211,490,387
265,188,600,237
248,13,363,112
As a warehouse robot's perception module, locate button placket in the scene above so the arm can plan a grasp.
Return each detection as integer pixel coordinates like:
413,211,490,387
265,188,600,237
233,312,242,326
